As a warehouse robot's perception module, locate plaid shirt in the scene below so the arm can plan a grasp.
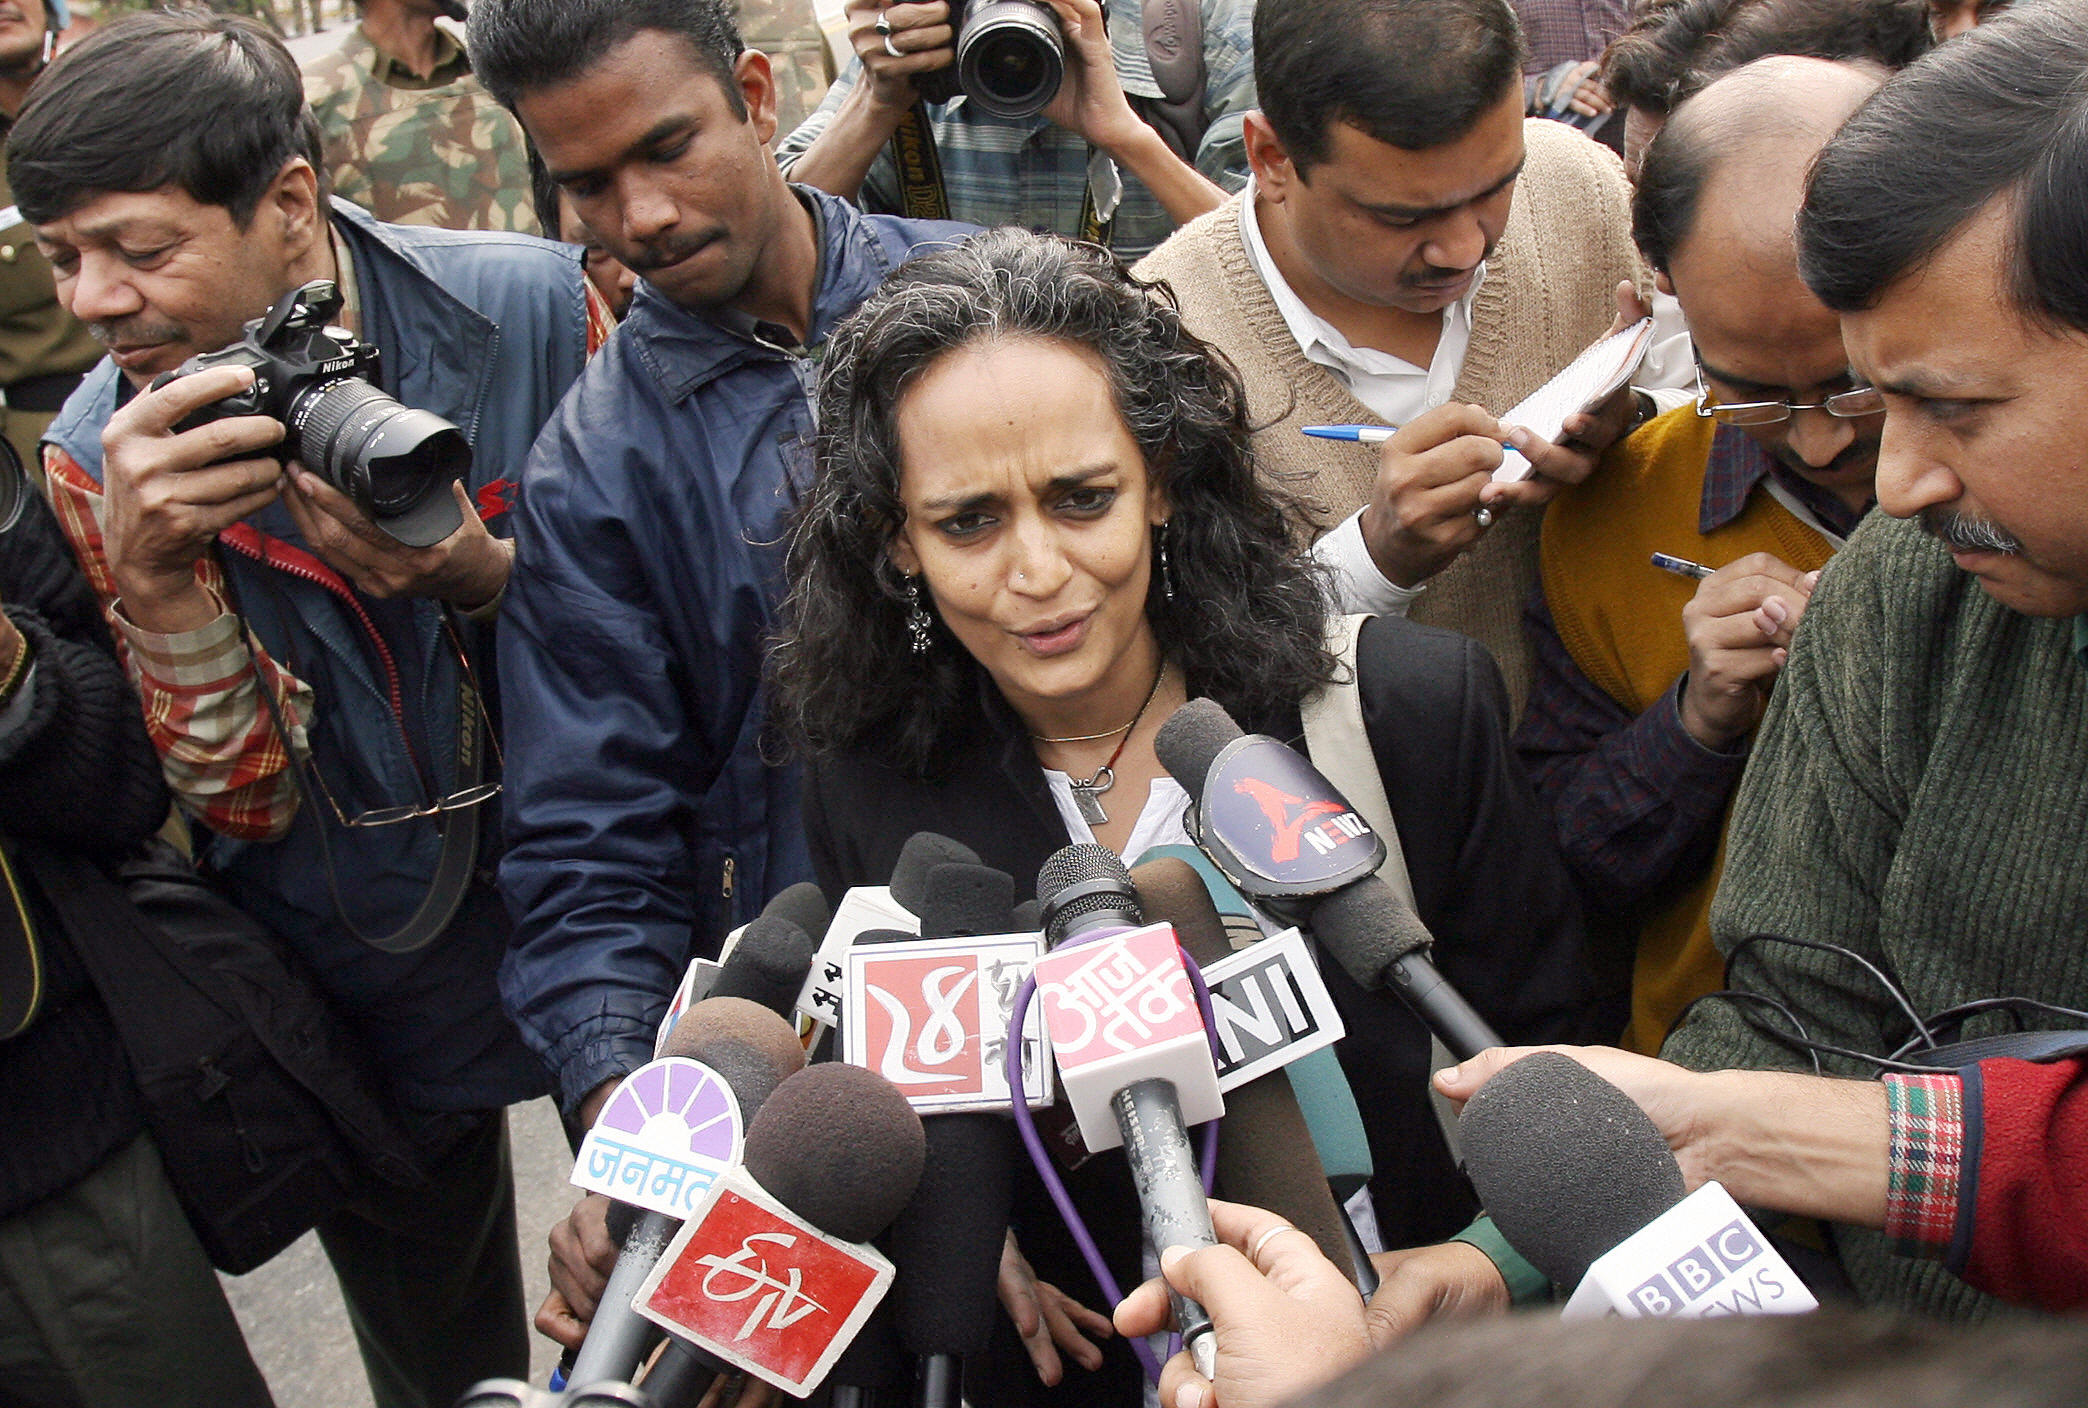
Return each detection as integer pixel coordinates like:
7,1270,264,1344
773,0,1256,261
1516,426,1870,911
1515,0,1632,74
1882,1070,1968,1260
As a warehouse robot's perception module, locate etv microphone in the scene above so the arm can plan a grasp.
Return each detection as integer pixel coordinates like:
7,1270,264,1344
1130,856,1354,1283
1153,698,1502,1060
570,999,806,1392
1034,844,1222,1380
1460,1053,1816,1319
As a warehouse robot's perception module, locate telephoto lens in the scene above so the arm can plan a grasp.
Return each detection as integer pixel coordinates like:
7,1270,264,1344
914,0,1064,118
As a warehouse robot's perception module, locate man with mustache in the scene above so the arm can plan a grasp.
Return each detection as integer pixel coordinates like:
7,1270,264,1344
302,0,542,233
1136,0,1678,712
1516,57,1884,1053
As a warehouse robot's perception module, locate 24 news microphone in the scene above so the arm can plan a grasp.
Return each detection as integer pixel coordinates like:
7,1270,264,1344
1153,698,1502,1061
1034,844,1223,1380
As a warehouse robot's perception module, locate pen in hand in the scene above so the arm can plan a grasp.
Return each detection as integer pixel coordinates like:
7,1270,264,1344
1651,552,1716,580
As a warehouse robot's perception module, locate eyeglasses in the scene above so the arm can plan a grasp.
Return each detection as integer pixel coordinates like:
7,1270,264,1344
300,617,504,830
1692,360,1885,426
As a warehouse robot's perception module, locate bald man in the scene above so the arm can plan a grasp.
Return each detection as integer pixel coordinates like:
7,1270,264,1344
1513,57,1886,1052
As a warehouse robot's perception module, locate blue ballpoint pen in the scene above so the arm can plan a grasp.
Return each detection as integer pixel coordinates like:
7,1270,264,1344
1302,423,1397,443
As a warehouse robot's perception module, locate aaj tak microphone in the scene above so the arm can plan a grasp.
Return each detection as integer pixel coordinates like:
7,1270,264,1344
1034,843,1224,1380
1460,1053,1817,1320
567,997,807,1392
634,1063,927,1398
1153,698,1502,1061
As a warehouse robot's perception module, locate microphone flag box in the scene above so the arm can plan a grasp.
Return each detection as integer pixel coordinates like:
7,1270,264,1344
1033,921,1224,1152
654,958,725,1057
1198,927,1346,1091
795,884,918,1029
635,1165,895,1397
843,932,1054,1113
571,1057,744,1220
1561,1182,1819,1322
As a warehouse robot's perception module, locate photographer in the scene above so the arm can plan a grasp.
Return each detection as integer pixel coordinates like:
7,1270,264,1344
776,0,1254,260
21,13,601,1408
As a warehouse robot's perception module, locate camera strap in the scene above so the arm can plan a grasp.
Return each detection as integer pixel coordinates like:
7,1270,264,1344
218,556,481,955
887,101,1114,247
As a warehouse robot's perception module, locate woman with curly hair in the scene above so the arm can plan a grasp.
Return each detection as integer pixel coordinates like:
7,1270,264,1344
770,227,1600,1403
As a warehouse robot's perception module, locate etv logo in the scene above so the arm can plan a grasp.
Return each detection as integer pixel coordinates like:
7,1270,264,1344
1627,1219,1791,1316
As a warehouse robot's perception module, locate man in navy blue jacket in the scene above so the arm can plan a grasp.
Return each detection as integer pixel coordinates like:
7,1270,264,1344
468,0,967,1351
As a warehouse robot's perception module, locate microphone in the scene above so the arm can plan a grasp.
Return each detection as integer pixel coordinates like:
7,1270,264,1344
886,862,1022,1408
571,999,808,1391
1033,844,1222,1380
634,1064,926,1397
1153,699,1502,1060
1460,1053,1816,1319
710,913,819,1019
762,880,833,943
1129,857,1352,1281
888,833,983,917
796,832,976,1029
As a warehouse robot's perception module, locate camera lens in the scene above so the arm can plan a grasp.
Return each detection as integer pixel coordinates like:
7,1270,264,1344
955,0,1063,118
291,378,472,547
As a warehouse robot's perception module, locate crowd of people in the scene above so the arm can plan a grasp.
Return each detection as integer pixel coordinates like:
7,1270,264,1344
2,0,2084,1405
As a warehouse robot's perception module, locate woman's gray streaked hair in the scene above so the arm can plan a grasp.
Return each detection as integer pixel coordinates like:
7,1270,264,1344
768,228,1337,777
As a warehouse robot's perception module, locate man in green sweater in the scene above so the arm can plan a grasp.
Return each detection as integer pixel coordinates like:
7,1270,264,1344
1656,2,2088,1322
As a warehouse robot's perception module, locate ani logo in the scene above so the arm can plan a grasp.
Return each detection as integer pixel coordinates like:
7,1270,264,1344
572,1056,744,1218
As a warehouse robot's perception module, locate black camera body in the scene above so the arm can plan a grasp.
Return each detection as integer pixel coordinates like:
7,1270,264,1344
913,0,1066,119
152,280,471,547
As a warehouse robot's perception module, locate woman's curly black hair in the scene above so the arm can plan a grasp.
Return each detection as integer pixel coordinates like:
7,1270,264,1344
769,229,1339,777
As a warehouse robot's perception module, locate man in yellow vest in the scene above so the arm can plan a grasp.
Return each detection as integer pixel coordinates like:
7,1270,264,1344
1516,57,1884,1053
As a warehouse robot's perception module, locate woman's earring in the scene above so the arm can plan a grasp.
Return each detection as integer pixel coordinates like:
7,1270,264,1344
904,575,932,655
1160,522,1177,604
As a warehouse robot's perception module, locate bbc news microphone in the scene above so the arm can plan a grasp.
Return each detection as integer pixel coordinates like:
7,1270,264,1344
1456,1052,1816,1319
1033,844,1225,1380
556,999,807,1390
1153,699,1503,1061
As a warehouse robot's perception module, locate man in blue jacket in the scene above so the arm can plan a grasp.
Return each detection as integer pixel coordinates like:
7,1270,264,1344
468,0,966,1350
23,12,599,1407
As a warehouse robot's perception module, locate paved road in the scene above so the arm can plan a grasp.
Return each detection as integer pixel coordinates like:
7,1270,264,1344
219,1096,577,1408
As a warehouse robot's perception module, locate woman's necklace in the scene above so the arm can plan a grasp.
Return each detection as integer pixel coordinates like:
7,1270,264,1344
1033,665,1169,827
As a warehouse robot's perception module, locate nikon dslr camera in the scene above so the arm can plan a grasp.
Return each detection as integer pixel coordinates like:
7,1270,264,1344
151,280,471,547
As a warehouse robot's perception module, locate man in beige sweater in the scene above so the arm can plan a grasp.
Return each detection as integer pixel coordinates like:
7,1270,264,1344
1137,0,1669,708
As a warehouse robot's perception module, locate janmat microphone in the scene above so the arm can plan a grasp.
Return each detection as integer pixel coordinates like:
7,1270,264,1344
572,998,807,1391
1460,1053,1815,1320
1034,844,1222,1380
884,861,1021,1408
1129,856,1353,1280
1153,698,1501,1060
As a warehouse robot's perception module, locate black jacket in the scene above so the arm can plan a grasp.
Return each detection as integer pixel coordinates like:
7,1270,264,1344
806,614,1603,1403
0,462,167,1217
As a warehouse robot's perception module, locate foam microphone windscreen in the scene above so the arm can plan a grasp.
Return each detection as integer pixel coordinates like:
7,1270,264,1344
1130,857,1353,1281
1308,874,1439,992
743,1064,926,1243
916,861,1016,938
710,914,817,1017
888,1113,1015,1356
889,832,983,916
1153,698,1244,796
1037,842,1142,945
761,880,833,945
1459,1052,1687,1289
1011,898,1041,932
686,1037,789,1126
658,995,808,1082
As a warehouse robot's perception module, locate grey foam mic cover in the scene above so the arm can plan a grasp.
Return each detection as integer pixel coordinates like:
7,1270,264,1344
1153,697,1244,796
916,861,1016,938
760,880,833,946
1130,856,1354,1284
1308,874,1439,991
711,915,817,1018
1459,1052,1687,1289
889,832,983,916
743,1064,926,1243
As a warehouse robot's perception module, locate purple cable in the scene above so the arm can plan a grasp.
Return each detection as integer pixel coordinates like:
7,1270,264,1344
1006,931,1224,1388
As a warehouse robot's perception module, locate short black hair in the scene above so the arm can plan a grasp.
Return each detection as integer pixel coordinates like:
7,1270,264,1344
1798,1,2088,333
1604,0,1928,119
1255,0,1526,171
467,0,745,116
9,8,319,228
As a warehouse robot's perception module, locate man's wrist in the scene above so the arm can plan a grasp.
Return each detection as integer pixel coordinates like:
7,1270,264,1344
112,568,222,635
446,535,514,612
1357,504,1430,590
1694,1069,1890,1226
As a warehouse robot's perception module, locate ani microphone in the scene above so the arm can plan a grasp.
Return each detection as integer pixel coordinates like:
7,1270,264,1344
1153,698,1502,1060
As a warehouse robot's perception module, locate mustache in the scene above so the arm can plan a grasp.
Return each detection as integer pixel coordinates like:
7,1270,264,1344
1921,508,2023,555
88,317,184,351
623,232,713,274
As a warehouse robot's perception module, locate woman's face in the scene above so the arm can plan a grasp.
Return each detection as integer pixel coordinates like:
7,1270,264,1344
887,336,1169,728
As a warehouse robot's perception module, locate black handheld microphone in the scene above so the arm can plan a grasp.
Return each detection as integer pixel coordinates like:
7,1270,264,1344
1153,699,1502,1060
1036,844,1220,1380
710,913,819,1019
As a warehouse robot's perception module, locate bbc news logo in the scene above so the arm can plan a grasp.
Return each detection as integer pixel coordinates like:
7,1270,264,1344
1628,1219,1794,1316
